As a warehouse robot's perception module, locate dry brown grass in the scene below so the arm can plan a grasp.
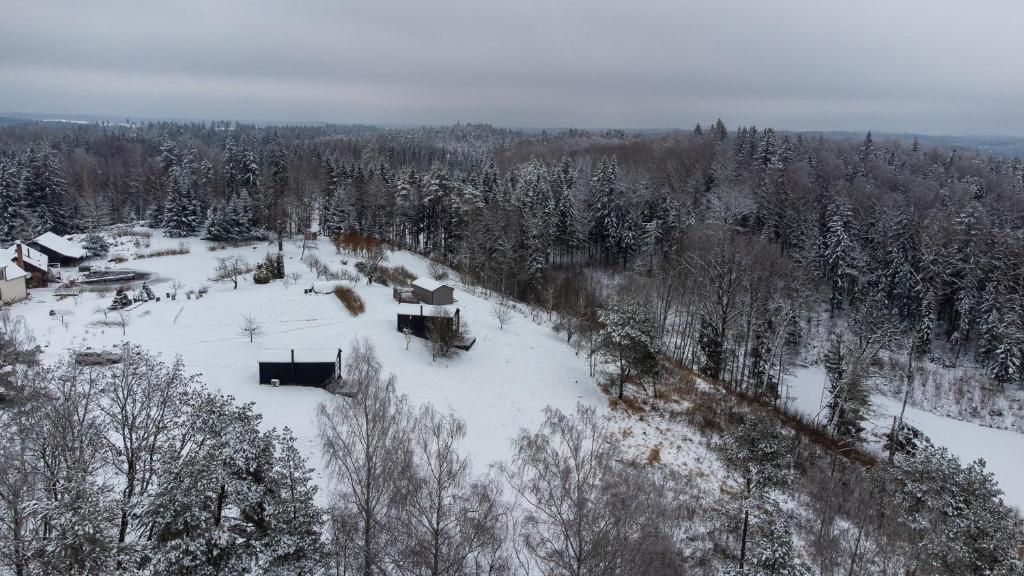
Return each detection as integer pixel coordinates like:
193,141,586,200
646,445,662,466
607,394,646,416
333,286,366,316
332,231,384,255
136,242,191,259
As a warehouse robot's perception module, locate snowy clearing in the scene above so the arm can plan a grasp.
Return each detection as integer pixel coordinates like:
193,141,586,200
10,231,606,496
785,365,1024,512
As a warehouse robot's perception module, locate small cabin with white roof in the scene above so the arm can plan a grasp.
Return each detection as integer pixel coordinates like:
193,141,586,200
411,277,455,305
0,262,28,304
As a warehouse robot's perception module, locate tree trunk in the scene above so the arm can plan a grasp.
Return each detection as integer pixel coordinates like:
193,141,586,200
847,525,862,576
739,508,749,572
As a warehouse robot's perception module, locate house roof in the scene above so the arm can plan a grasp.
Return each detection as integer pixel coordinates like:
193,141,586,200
1,243,49,273
396,302,453,315
1,262,28,281
411,277,451,292
258,349,341,364
33,232,86,259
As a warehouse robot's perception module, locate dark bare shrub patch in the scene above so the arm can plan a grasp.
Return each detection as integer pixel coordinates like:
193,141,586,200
334,286,365,316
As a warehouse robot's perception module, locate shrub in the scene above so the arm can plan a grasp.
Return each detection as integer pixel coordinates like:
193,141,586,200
428,261,449,281
136,241,191,259
333,286,365,316
253,265,272,285
379,265,416,287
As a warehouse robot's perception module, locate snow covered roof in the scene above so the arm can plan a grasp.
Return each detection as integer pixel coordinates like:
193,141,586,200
258,349,342,363
1,243,49,273
396,302,453,315
1,262,28,281
33,232,86,259
411,277,451,292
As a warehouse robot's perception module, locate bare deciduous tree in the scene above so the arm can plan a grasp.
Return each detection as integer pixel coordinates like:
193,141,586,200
240,315,263,343
490,299,514,330
115,311,131,335
211,255,250,290
503,405,686,576
401,405,509,576
318,339,413,576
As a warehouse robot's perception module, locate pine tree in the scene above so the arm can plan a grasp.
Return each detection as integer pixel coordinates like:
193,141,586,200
823,199,858,311
914,289,936,358
162,166,201,237
823,335,869,444
711,118,728,142
748,317,776,400
597,298,662,399
260,428,324,575
20,144,70,234
698,315,725,381
0,155,23,242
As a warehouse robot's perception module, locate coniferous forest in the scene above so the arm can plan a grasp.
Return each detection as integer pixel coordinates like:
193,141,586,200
1,119,1023,575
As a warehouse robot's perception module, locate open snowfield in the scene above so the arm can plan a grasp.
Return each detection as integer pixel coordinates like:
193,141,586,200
8,231,606,495
784,365,1024,512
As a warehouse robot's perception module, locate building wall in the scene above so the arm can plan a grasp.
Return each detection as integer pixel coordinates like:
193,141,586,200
412,284,455,305
0,277,28,304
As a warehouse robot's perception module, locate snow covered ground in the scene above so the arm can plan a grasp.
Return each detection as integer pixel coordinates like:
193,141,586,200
9,231,606,496
784,365,1024,512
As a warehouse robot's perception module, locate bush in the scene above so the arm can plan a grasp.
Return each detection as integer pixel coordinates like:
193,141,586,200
253,265,272,285
428,261,449,281
378,265,416,287
333,286,365,316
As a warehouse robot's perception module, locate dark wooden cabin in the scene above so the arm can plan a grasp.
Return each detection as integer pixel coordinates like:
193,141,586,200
258,349,342,388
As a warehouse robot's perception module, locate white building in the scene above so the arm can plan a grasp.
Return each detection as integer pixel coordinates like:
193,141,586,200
0,262,28,304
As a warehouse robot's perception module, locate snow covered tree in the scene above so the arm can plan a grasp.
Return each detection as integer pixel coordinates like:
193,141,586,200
823,335,870,445
146,390,278,576
203,190,261,241
822,198,858,312
20,144,70,234
597,297,662,399
719,411,795,575
259,428,324,576
913,289,936,358
162,165,202,237
699,315,725,381
720,514,811,576
871,440,1024,575
0,155,24,243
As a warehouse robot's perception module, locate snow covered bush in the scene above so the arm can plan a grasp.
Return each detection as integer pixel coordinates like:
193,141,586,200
108,290,132,310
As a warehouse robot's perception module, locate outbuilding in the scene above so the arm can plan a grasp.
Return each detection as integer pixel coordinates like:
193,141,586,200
0,262,28,304
257,349,343,388
411,277,455,305
31,232,86,266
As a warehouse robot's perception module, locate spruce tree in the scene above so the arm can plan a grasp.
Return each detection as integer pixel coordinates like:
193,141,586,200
162,166,201,237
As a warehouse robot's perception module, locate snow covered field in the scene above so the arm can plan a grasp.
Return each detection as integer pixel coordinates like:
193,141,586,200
784,365,1024,512
9,231,606,494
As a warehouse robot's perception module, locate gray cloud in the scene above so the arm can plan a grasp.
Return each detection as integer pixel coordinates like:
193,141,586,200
1,0,1022,134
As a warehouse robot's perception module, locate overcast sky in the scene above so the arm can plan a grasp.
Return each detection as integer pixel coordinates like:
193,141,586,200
1,0,1022,135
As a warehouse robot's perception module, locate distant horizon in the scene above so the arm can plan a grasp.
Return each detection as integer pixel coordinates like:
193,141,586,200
5,110,1024,142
